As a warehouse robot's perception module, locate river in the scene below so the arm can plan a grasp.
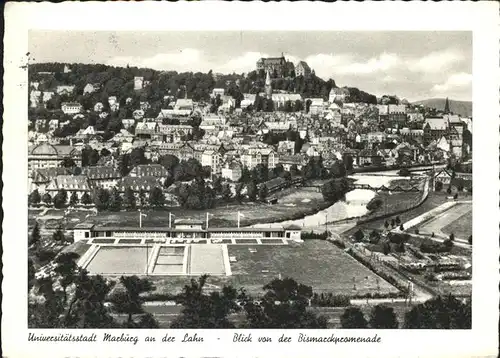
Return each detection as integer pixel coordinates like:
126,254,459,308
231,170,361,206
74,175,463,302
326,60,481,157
252,174,414,230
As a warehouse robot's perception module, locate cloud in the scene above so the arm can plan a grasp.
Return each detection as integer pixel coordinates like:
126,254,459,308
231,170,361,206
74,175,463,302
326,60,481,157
217,52,269,74
106,47,471,101
409,49,464,73
108,48,204,72
431,72,472,93
338,53,402,75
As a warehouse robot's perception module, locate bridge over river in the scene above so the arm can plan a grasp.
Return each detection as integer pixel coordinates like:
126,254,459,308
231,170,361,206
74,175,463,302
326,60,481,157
349,183,422,192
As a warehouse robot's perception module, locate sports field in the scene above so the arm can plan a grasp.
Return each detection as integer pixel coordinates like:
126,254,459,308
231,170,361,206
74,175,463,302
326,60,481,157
86,246,148,275
188,244,226,275
227,240,398,296
418,203,472,239
442,210,473,240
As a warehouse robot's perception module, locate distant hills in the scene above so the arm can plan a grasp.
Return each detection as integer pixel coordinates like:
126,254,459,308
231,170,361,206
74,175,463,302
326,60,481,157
413,98,472,117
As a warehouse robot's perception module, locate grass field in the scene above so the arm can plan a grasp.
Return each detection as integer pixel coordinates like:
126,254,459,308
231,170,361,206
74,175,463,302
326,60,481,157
188,244,226,275
348,191,451,234
227,240,398,296
86,246,148,275
417,203,472,240
35,187,329,230
441,210,472,240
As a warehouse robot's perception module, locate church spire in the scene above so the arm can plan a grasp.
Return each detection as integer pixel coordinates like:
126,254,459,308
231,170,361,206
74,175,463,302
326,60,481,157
265,70,272,99
444,97,450,114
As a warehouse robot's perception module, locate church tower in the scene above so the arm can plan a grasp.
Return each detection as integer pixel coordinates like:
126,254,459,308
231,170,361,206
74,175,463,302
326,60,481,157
444,97,450,114
265,70,272,99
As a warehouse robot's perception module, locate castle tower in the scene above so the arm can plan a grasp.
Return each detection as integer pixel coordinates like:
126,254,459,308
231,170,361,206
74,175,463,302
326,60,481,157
265,70,272,99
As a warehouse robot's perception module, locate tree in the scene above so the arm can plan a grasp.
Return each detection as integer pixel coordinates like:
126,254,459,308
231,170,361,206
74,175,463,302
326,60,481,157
61,157,76,168
246,180,258,201
28,258,36,291
93,188,110,211
435,181,443,191
305,99,312,113
404,295,471,329
398,168,410,176
235,183,244,202
369,230,381,244
382,242,391,255
64,271,117,328
138,188,147,207
129,147,147,167
369,305,398,328
81,147,100,167
29,189,42,205
321,178,349,202
110,276,156,328
213,176,223,195
353,230,364,242
158,154,179,172
221,183,232,201
53,252,79,305
52,228,66,243
42,192,52,205
69,192,79,206
123,187,136,209
81,192,92,205
100,148,111,157
53,189,68,209
108,187,123,212
340,307,368,328
149,187,165,208
258,185,268,201
29,222,41,247
330,161,346,178
243,278,327,328
118,153,131,176
171,275,240,328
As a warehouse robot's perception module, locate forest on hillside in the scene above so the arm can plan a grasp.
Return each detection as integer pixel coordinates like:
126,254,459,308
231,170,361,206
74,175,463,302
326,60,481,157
29,62,378,108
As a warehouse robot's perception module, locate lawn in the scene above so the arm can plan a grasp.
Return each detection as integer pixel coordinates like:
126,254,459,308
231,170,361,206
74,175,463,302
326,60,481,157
60,241,92,258
86,246,148,275
144,240,399,297
227,240,399,296
418,203,472,238
348,191,452,234
441,210,472,240
71,187,329,229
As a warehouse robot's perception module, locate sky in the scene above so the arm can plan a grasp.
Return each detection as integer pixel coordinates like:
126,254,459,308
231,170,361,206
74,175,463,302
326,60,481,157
29,31,472,102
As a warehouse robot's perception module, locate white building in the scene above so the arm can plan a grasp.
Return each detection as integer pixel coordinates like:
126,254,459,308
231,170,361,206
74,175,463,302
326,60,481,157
201,150,223,175
61,102,83,115
211,88,225,98
134,76,144,90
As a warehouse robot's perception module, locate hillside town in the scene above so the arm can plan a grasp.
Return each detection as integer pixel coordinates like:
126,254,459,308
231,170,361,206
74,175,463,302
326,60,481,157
28,59,472,206
28,56,473,330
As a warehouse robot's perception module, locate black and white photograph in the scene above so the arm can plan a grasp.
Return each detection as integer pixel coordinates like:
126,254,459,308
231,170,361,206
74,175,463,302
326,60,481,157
3,2,498,358
26,30,475,331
